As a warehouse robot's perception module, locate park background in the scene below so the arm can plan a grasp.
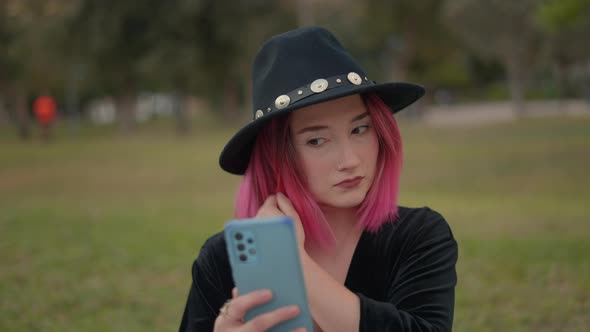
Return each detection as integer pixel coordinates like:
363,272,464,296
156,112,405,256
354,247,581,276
1,0,589,331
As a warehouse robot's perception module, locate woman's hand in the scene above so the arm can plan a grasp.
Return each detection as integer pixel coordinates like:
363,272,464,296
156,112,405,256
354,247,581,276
256,193,306,250
213,288,306,332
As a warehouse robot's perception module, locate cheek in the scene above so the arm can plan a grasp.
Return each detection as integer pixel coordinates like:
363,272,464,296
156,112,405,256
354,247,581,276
363,133,380,171
296,151,333,195
299,153,330,182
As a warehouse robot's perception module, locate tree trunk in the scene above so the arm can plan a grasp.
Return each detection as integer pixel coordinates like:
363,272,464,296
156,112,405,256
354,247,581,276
297,0,314,26
552,57,569,113
504,53,527,117
0,81,6,125
14,89,32,140
0,94,7,126
390,53,410,82
221,79,240,123
66,64,83,134
116,82,136,133
172,91,190,135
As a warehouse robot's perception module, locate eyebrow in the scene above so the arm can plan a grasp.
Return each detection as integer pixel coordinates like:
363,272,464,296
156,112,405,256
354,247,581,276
295,112,369,135
351,112,369,122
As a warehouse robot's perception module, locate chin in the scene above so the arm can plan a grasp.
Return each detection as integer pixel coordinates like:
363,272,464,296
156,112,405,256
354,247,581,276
321,191,368,209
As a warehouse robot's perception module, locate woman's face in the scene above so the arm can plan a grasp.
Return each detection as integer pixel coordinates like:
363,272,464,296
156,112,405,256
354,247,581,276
289,94,379,209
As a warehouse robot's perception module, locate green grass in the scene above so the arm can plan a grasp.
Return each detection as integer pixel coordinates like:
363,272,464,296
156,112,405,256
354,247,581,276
1,116,589,331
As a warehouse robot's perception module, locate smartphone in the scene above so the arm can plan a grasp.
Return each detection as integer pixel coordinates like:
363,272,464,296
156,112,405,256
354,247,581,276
224,216,314,332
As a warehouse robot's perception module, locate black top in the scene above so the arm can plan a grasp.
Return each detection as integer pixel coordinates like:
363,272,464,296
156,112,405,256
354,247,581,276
179,206,458,331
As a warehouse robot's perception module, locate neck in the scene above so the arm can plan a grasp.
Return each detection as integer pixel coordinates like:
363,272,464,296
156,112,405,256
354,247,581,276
305,205,364,276
315,205,362,251
321,205,357,232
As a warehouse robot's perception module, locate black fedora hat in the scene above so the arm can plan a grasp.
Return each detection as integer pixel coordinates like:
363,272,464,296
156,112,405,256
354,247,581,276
219,26,425,175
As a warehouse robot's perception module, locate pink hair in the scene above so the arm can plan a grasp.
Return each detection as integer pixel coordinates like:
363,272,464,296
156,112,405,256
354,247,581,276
235,93,403,247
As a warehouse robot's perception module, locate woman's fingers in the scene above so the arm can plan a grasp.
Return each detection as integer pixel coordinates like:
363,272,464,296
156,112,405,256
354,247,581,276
215,290,273,330
255,195,282,218
275,193,299,219
257,194,305,246
276,193,306,245
232,287,238,299
228,289,273,320
216,289,305,332
262,194,278,208
242,305,301,332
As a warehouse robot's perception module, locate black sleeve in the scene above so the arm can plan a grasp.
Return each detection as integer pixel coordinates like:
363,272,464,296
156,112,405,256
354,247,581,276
179,235,234,332
358,209,458,331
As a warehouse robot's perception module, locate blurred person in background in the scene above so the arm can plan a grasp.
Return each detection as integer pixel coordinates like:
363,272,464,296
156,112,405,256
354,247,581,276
33,93,57,142
180,27,458,332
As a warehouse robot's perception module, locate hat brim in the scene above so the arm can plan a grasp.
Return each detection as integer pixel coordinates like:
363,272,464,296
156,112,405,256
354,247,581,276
219,82,425,175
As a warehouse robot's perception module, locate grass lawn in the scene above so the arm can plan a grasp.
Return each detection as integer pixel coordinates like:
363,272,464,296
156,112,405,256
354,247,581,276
1,115,589,331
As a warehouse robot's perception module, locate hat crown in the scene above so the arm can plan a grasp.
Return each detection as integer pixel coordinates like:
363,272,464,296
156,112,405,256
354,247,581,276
252,27,366,114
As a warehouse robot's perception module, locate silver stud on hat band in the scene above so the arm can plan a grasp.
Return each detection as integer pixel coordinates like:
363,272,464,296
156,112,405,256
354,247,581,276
275,95,291,109
253,72,372,121
310,78,329,93
347,72,362,85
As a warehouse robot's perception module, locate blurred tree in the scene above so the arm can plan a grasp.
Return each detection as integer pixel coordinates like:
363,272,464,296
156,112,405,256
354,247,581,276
179,0,296,122
65,0,297,131
536,0,590,99
359,0,453,82
65,0,170,132
351,0,467,109
120,0,204,134
443,0,543,115
1,1,35,139
0,0,69,140
536,0,590,30
0,1,24,135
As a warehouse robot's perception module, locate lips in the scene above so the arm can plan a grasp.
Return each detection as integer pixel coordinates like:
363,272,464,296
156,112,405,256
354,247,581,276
335,176,364,189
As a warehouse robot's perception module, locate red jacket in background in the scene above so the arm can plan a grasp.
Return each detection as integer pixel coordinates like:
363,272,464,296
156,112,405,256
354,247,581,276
33,96,57,125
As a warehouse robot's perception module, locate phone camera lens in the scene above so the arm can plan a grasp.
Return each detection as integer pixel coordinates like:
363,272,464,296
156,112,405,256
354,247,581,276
239,254,248,262
247,238,253,244
237,243,245,251
235,232,243,240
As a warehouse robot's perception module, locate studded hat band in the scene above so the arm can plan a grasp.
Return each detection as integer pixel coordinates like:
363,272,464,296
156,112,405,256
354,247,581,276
253,71,373,121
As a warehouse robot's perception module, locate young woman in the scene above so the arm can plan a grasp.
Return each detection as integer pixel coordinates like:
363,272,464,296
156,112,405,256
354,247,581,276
180,27,458,332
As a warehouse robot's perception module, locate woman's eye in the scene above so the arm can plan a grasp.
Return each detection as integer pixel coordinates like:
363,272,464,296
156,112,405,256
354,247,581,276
307,138,325,146
352,125,369,135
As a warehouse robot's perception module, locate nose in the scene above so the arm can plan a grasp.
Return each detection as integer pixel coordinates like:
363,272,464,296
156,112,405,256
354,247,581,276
336,140,361,171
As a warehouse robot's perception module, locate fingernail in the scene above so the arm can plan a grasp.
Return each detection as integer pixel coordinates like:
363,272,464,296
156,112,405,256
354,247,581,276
258,289,272,298
288,305,300,314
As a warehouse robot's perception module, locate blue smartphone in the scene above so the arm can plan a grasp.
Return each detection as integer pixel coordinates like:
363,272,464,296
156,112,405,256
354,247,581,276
224,216,314,332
